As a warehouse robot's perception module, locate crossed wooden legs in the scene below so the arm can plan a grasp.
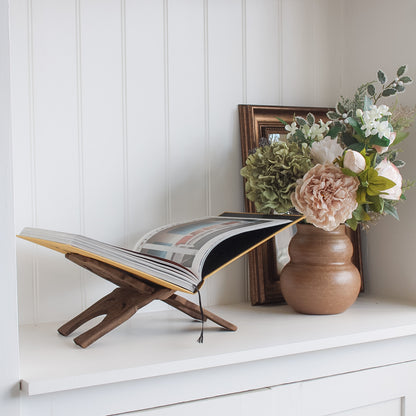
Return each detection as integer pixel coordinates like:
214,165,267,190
58,253,237,348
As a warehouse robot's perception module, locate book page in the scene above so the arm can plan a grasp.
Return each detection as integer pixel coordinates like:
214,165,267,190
134,215,292,277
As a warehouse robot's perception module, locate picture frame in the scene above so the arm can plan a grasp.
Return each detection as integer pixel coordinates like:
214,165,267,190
238,104,364,305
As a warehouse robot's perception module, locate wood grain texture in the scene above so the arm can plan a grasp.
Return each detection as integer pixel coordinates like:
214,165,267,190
59,253,236,347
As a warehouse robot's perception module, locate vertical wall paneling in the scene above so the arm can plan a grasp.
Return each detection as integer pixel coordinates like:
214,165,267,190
125,0,168,249
30,0,83,323
11,0,36,324
167,0,207,223
245,0,279,104
163,0,172,226
121,0,129,249
312,0,342,106
0,0,20,412
9,0,332,324
80,0,126,306
280,0,315,106
205,0,246,305
276,0,283,105
241,0,247,104
203,0,211,216
124,0,170,313
75,0,87,310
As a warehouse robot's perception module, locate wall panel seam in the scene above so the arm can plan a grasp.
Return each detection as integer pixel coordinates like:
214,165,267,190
277,0,283,105
121,0,129,247
203,0,211,216
163,0,171,223
241,0,247,104
75,0,87,310
27,0,39,323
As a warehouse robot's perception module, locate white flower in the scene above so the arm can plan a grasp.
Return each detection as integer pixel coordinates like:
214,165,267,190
304,122,329,141
343,150,366,174
376,120,391,138
285,122,298,137
377,104,392,117
375,159,402,200
310,136,344,165
359,104,393,139
356,109,363,118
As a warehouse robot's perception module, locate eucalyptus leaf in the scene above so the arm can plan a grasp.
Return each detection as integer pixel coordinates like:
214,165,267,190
377,70,386,84
382,88,397,97
393,159,406,168
295,116,307,126
383,201,400,220
396,84,405,93
336,102,346,115
399,76,412,84
327,111,340,120
397,65,406,77
306,113,315,126
367,84,376,96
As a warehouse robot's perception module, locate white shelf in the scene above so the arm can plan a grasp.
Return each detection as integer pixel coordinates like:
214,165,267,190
19,296,416,396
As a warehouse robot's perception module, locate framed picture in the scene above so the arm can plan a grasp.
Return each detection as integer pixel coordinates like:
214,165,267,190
238,104,364,305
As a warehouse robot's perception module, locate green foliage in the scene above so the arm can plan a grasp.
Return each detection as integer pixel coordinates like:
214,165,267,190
397,65,407,77
359,168,396,197
240,141,313,214
241,65,414,229
378,70,387,84
367,84,376,97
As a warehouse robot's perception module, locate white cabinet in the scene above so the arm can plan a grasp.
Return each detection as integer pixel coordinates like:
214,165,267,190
18,299,416,416
117,360,416,416
122,389,274,416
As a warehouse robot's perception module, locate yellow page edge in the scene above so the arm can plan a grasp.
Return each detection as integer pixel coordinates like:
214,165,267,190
17,235,193,294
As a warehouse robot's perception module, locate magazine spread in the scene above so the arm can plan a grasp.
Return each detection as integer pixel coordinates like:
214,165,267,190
18,212,302,293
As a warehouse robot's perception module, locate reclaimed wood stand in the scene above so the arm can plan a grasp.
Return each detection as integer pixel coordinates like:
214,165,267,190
58,253,237,348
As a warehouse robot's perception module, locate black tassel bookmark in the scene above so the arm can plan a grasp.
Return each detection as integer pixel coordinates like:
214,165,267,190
197,289,204,343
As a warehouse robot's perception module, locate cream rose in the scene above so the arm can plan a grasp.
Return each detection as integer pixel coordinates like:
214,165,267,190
343,150,366,174
291,163,359,231
375,159,402,200
310,136,344,165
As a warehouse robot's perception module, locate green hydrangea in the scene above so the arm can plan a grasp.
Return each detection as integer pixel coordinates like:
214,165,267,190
241,141,312,213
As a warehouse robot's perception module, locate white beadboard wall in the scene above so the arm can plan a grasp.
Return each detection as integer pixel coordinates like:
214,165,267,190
10,0,343,325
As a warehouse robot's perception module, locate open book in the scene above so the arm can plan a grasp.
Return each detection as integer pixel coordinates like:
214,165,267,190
18,212,303,294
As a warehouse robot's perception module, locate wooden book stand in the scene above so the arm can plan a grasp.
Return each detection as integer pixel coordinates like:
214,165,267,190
58,253,237,348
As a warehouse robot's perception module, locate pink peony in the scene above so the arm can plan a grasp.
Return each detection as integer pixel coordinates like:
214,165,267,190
375,158,402,200
291,163,359,231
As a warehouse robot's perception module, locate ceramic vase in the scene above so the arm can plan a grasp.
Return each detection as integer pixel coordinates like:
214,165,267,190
280,223,361,315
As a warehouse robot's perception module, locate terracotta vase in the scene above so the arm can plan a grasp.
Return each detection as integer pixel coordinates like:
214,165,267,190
280,223,361,315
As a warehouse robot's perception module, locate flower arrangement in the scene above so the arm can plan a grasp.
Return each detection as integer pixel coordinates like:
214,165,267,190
241,66,415,231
